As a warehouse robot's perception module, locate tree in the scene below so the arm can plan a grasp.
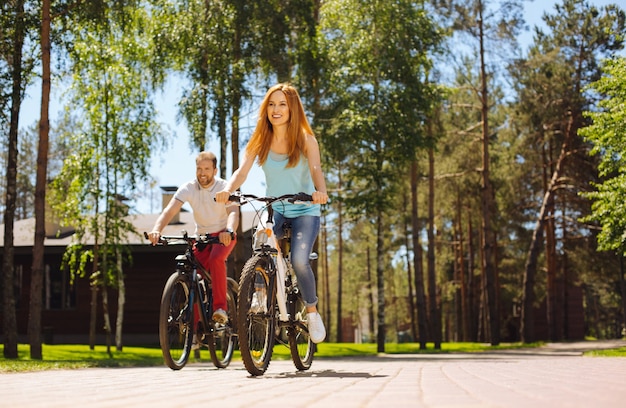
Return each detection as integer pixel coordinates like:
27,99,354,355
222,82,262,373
438,0,526,345
28,0,52,360
579,56,626,328
318,0,442,352
2,0,27,359
513,0,625,342
580,57,626,254
50,2,165,351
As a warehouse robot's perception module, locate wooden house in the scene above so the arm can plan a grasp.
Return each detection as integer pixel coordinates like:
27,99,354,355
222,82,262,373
0,192,258,346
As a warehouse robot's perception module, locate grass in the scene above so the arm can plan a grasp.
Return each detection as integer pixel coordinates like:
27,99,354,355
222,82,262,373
0,341,530,373
1,341,624,373
584,347,626,357
0,344,165,373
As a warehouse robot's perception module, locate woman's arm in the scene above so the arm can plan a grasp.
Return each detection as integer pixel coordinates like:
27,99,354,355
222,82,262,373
215,149,255,203
306,135,329,205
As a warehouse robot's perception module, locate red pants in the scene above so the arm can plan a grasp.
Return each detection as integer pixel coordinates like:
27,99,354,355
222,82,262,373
193,234,236,312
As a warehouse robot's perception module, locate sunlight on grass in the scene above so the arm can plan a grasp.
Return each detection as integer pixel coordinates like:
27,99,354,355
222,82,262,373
585,347,626,357
0,344,164,373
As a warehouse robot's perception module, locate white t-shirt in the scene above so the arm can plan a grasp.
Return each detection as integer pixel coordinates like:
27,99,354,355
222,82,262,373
173,177,235,235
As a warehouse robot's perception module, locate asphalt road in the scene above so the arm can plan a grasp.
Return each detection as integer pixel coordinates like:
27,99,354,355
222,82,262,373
2,341,626,408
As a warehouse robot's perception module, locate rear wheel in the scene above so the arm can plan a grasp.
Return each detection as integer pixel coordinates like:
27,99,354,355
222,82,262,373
159,272,193,370
288,289,314,370
237,255,275,376
208,283,237,368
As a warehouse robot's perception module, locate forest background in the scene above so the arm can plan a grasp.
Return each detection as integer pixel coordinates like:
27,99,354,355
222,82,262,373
2,0,626,359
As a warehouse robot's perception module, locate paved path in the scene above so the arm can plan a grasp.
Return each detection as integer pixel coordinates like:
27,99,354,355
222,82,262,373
2,341,626,408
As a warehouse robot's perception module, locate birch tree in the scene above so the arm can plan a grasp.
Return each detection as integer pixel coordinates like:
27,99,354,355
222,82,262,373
50,2,164,351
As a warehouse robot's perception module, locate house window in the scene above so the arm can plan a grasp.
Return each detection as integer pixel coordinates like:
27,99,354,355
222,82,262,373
44,263,76,310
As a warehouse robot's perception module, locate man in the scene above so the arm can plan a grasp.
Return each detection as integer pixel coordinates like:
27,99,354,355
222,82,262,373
148,151,238,324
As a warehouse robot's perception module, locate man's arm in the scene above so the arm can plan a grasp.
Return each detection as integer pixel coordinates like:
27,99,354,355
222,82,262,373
148,198,184,245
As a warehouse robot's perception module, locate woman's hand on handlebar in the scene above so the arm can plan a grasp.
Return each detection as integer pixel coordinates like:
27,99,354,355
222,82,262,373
215,190,231,204
312,190,328,205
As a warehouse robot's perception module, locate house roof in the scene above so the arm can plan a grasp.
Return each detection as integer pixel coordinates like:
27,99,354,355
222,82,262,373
0,210,260,248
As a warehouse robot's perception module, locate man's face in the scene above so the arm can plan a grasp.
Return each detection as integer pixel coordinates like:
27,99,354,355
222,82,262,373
196,159,217,188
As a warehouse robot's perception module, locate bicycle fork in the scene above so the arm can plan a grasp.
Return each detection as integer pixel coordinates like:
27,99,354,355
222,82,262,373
260,221,290,322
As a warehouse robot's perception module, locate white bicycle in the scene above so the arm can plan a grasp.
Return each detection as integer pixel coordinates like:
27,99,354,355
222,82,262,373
228,192,317,376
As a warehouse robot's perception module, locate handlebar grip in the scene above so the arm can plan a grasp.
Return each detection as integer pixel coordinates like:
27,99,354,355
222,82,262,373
289,192,313,203
144,231,168,246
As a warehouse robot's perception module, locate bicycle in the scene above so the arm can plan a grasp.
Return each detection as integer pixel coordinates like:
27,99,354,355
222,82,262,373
144,230,238,370
226,192,318,376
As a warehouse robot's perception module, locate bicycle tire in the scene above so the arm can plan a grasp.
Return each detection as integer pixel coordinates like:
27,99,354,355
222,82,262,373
237,254,276,376
288,289,314,370
159,272,193,370
208,283,237,368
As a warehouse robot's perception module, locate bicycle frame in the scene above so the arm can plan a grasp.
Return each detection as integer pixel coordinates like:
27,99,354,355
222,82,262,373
255,214,292,322
232,192,317,375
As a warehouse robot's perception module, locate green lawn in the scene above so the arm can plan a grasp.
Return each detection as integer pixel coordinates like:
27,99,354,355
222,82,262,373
1,341,623,373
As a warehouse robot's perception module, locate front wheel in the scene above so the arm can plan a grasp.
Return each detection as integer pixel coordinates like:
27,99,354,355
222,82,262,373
208,281,237,368
159,272,193,370
288,289,314,370
237,255,276,376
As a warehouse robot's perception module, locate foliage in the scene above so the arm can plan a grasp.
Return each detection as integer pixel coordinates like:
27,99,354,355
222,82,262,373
318,0,443,216
50,2,164,253
580,57,626,254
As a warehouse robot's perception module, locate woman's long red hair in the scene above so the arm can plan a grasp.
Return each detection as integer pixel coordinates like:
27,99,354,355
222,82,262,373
246,83,314,168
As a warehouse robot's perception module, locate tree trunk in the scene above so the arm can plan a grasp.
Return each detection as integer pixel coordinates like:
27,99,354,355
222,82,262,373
411,160,428,349
616,254,626,338
427,147,441,348
29,0,51,359
403,190,417,341
335,174,344,342
116,252,125,351
521,115,573,343
456,190,469,341
90,220,100,350
376,210,385,353
102,285,112,356
478,2,500,345
2,0,26,360
367,247,375,342
228,3,249,282
218,79,228,176
89,282,98,349
542,141,558,341
467,211,477,341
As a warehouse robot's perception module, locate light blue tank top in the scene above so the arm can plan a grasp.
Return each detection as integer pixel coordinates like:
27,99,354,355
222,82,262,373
262,151,321,218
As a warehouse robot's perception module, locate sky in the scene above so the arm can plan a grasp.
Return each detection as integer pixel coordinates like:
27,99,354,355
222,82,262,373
17,0,620,215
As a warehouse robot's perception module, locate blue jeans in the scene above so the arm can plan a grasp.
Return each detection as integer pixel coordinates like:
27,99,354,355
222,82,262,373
273,212,320,307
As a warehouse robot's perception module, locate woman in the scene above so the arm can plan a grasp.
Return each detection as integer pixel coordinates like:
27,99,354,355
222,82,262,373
216,83,328,343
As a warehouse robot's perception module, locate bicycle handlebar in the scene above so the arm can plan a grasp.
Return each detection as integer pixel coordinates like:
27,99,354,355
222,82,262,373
143,230,233,246
227,192,314,205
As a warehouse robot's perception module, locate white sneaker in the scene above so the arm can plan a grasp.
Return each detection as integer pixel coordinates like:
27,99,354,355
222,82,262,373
307,312,326,344
212,308,228,324
250,290,267,314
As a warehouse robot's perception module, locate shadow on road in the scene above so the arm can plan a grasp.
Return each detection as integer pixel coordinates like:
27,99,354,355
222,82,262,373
262,369,387,379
